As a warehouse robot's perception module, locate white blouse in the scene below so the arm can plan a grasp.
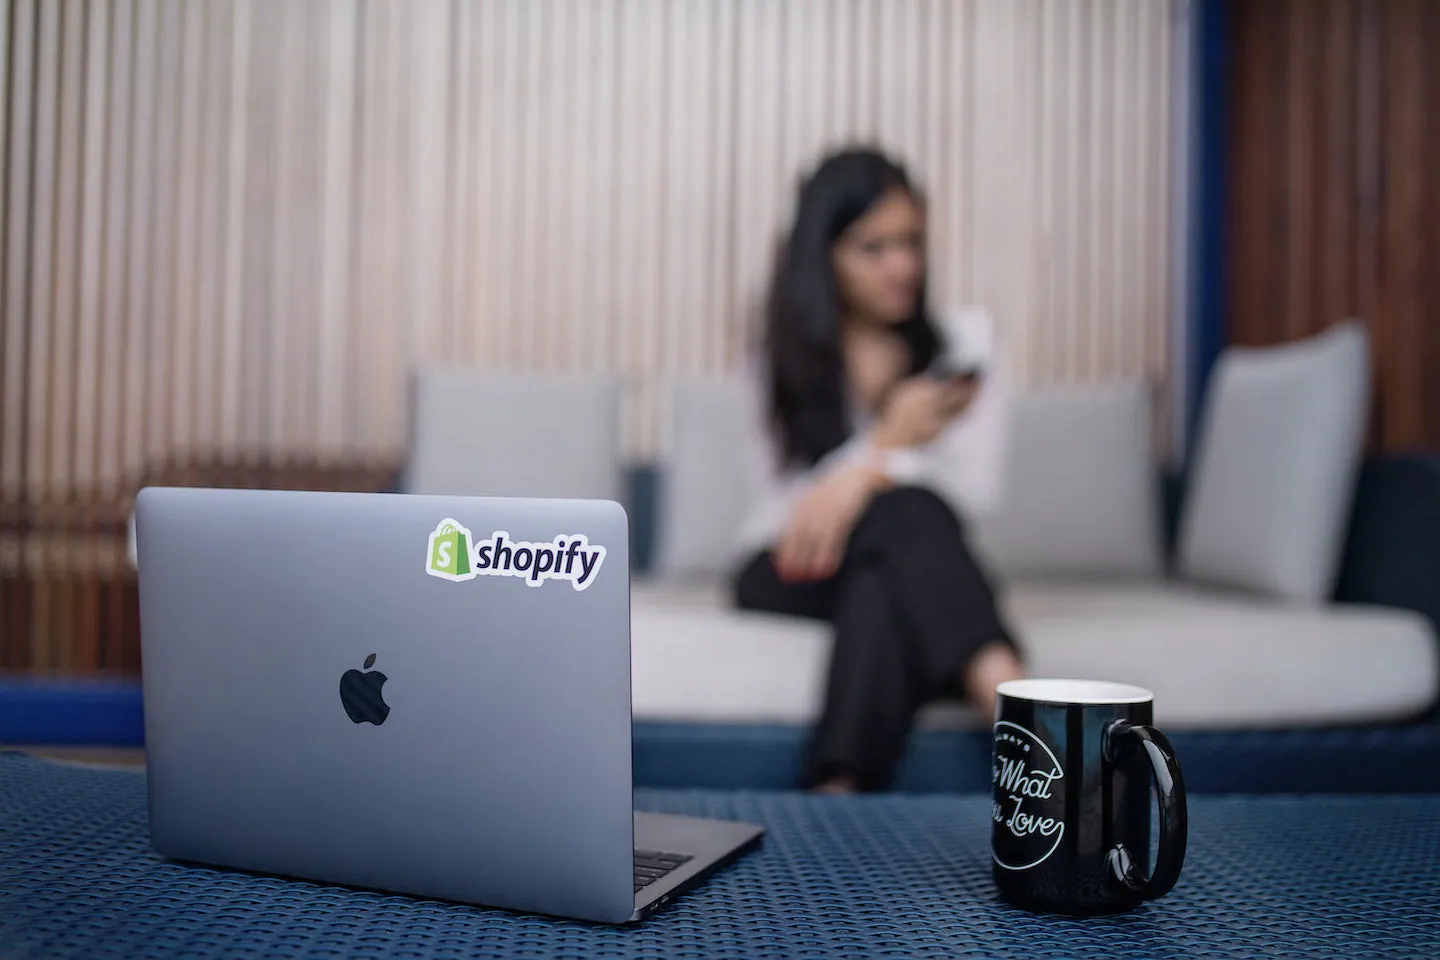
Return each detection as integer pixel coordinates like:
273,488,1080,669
731,307,1011,561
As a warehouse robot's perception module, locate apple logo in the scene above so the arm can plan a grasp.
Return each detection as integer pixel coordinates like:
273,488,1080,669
339,653,391,725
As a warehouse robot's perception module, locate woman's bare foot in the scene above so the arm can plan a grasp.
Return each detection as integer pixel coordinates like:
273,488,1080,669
963,641,1025,715
813,775,858,795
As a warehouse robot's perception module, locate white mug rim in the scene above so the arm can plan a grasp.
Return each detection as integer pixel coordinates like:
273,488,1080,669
997,678,1154,706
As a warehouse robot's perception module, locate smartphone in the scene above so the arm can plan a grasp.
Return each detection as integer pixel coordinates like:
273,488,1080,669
926,358,985,384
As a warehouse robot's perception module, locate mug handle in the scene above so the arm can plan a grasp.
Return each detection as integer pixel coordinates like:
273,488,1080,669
1103,719,1188,899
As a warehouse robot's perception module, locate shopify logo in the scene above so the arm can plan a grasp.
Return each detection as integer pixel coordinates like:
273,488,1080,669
425,519,606,591
426,520,476,582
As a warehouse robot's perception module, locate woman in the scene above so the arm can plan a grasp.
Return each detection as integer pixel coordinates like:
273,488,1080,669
731,147,1025,793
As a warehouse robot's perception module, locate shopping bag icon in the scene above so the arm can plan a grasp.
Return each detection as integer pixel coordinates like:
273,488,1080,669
426,519,475,581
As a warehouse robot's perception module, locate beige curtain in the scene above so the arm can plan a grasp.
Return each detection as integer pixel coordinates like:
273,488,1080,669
1,0,1177,505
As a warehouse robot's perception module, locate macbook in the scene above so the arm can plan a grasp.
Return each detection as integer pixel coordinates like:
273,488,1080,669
135,487,762,923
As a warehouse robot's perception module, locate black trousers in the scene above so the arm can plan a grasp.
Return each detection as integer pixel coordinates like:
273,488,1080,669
731,486,1019,791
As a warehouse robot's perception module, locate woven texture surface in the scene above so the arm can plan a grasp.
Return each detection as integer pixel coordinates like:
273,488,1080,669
3,754,1439,959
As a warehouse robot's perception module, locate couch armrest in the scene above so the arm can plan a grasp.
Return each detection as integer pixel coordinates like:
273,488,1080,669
1334,453,1440,631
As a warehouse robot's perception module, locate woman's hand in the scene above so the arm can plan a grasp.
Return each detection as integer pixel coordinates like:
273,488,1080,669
873,376,979,449
774,464,888,582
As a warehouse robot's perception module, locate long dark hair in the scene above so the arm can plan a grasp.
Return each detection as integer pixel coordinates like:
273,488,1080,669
763,148,942,467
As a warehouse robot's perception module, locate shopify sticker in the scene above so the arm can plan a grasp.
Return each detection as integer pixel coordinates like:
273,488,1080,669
425,519,607,591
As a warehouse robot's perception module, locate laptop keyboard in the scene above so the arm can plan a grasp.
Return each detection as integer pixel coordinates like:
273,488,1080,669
634,849,693,893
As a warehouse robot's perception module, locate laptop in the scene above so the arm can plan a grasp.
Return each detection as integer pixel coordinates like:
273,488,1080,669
134,486,762,923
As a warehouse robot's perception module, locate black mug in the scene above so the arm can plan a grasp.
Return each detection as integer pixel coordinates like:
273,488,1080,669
991,679,1187,916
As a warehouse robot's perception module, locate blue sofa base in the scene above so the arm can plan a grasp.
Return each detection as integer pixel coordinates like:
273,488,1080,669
633,721,1440,794
0,678,147,747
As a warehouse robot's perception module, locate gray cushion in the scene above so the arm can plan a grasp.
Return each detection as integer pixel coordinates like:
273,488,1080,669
971,381,1163,579
403,369,623,502
628,580,1438,729
653,377,753,578
1178,322,1370,602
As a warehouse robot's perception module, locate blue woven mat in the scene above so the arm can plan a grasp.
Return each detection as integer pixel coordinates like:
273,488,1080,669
2,754,1438,959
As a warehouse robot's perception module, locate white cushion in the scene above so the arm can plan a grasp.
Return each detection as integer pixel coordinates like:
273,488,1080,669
1178,322,1370,602
998,582,1436,728
403,369,624,502
653,377,753,578
629,580,1437,730
971,382,1163,579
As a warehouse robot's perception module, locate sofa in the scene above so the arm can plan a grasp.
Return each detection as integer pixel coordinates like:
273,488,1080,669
624,447,1440,792
22,324,1438,792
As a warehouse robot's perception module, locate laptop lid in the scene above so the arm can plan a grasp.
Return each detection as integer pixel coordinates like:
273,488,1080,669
135,487,637,923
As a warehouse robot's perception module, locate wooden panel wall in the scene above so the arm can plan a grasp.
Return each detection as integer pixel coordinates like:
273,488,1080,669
0,0,1180,674
1227,0,1440,451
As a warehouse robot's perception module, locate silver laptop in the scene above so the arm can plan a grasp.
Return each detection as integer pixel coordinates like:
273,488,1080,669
135,486,762,924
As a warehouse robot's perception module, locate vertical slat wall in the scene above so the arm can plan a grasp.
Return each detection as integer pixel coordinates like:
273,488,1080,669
1227,0,1440,451
0,0,1177,673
